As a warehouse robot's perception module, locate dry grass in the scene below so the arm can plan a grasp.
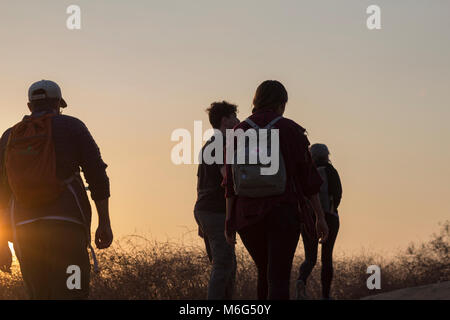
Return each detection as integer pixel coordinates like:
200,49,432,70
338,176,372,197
0,221,448,300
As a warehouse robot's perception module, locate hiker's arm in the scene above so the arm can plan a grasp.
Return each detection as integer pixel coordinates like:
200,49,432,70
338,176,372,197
293,127,328,242
0,131,12,272
0,131,13,244
73,119,112,249
0,239,12,273
0,208,12,273
0,205,12,273
225,196,236,245
223,156,236,244
309,194,329,243
94,198,113,249
309,193,326,221
74,119,110,202
95,198,111,227
293,127,323,197
225,196,235,233
0,130,12,220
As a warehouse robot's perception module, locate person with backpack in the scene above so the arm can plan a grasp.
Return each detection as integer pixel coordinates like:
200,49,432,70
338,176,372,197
0,80,113,299
194,101,240,300
223,80,329,300
296,143,342,300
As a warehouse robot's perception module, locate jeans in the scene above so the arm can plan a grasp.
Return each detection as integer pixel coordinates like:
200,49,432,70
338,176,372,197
238,202,301,300
298,213,340,299
194,211,236,300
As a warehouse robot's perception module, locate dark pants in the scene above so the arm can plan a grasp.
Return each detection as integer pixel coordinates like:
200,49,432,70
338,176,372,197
15,220,90,300
194,211,236,300
298,213,340,299
238,203,301,300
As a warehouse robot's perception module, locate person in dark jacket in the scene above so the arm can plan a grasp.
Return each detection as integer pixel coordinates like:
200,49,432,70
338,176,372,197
224,80,329,300
0,80,113,299
194,101,239,300
296,143,342,300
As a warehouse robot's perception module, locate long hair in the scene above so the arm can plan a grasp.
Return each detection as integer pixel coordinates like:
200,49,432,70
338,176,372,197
252,80,288,113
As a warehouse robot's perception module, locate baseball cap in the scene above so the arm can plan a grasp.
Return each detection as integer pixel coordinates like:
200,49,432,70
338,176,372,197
28,80,67,108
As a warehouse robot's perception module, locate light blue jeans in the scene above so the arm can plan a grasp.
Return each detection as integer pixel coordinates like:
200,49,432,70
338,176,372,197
194,211,236,300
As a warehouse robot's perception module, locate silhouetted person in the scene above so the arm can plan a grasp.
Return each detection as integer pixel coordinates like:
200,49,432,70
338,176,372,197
224,80,329,300
194,101,239,299
296,143,342,300
0,80,113,299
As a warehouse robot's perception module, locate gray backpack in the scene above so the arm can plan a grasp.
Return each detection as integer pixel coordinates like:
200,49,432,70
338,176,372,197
317,166,334,214
232,116,287,198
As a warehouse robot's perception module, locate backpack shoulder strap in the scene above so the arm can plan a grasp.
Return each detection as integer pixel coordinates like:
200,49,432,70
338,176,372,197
244,118,260,129
264,116,283,129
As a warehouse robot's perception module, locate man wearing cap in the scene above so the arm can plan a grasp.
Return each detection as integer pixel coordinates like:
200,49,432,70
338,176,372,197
0,80,113,299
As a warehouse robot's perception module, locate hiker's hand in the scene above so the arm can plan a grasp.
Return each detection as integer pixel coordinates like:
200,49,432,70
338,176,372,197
95,223,113,249
316,217,329,244
0,242,12,273
225,230,236,246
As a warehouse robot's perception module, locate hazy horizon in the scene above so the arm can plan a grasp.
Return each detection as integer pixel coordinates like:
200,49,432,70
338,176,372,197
1,0,449,254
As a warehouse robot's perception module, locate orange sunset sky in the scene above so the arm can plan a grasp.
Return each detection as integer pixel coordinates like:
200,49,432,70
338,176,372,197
0,0,449,254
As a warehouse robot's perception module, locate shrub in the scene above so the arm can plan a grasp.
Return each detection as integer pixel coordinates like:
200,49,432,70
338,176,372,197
0,221,448,300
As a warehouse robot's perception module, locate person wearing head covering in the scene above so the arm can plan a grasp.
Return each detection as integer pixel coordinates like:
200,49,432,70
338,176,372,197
296,143,342,300
0,80,113,299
